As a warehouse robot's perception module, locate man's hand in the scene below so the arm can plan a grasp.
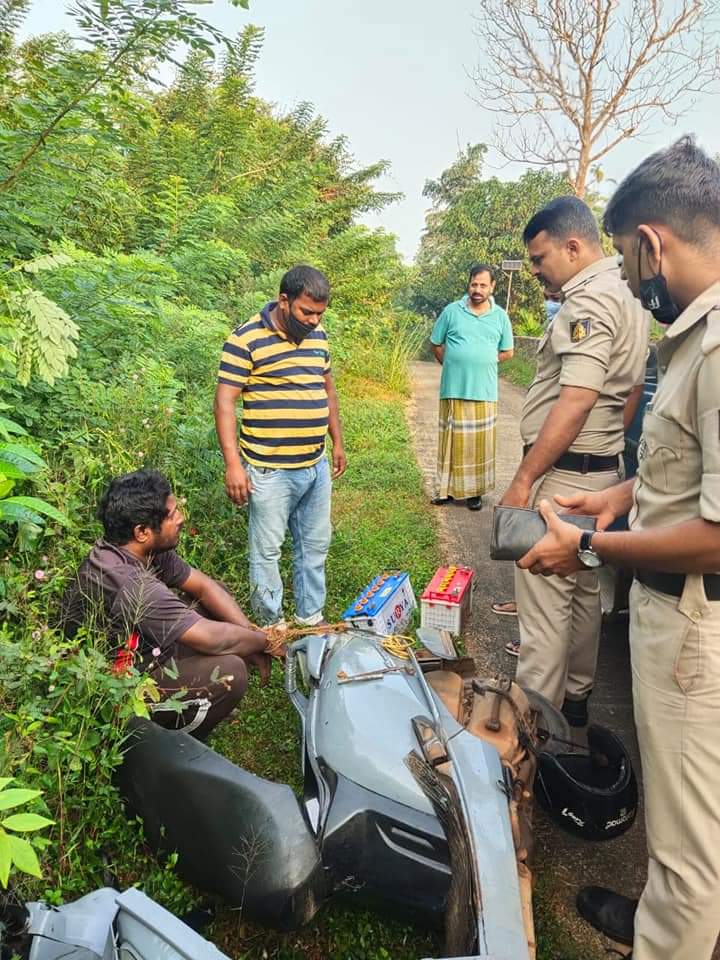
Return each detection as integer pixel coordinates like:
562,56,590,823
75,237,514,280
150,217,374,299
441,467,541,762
517,499,583,577
244,651,272,686
225,463,252,506
554,488,620,531
331,444,347,479
263,623,288,660
500,480,532,509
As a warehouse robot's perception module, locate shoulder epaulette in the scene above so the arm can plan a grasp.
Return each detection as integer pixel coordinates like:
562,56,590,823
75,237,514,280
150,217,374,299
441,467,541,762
700,306,720,355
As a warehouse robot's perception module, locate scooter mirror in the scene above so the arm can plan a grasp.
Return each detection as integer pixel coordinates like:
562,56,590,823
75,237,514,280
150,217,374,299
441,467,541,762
415,627,458,660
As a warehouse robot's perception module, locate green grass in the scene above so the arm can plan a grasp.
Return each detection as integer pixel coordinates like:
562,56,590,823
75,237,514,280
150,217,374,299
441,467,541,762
204,371,594,960
16,355,590,959
501,354,536,388
208,373,441,960
534,874,597,960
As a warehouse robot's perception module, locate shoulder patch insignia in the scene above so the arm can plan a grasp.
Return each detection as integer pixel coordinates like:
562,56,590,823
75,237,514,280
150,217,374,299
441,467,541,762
570,318,591,342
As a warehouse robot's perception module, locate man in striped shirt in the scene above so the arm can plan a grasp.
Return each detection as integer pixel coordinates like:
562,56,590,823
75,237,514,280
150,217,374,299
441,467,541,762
214,265,346,627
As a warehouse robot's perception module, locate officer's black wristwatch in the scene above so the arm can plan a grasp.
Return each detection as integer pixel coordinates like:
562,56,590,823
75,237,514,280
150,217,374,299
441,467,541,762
577,531,603,569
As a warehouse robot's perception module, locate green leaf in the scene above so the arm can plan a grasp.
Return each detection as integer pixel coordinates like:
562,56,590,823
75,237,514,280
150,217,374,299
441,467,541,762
135,676,160,703
0,452,42,475
0,462,26,479
0,479,14,498
0,779,13,791
0,829,10,887
100,0,109,16
1,813,54,832
19,252,73,274
8,834,42,879
162,658,179,680
0,502,43,526
132,699,150,719
0,443,45,468
1,497,69,525
9,289,78,386
0,417,27,439
0,789,41,811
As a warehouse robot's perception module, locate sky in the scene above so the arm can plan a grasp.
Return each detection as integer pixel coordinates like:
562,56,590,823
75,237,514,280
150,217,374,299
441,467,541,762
18,1,718,261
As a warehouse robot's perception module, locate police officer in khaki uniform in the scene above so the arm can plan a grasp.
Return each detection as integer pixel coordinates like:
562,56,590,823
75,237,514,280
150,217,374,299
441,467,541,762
519,136,720,960
501,196,649,723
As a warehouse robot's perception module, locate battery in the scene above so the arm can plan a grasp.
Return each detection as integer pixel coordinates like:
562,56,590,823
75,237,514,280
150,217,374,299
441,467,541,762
341,571,416,635
420,565,474,635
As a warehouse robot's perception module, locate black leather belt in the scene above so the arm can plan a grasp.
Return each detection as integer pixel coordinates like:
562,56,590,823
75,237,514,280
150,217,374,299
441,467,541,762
635,568,720,601
523,444,620,474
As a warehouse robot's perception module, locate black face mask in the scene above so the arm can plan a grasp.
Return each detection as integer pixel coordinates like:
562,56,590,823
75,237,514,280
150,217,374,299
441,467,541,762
285,314,315,344
637,234,681,325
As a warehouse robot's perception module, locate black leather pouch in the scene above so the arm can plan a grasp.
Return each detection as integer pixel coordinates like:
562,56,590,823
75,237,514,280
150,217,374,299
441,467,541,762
490,505,596,561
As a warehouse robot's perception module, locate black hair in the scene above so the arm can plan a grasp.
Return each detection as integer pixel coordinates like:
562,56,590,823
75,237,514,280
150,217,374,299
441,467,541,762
98,469,172,544
603,135,720,242
523,196,600,246
468,262,496,283
279,264,330,304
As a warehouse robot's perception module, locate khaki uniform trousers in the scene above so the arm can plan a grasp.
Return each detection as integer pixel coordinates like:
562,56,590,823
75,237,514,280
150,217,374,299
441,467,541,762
630,577,720,960
514,465,621,708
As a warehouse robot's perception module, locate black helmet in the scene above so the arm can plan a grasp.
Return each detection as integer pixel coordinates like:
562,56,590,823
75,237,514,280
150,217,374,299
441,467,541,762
535,724,637,841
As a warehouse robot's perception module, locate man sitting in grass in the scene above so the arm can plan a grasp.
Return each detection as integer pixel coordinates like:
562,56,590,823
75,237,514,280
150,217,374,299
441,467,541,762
61,468,274,740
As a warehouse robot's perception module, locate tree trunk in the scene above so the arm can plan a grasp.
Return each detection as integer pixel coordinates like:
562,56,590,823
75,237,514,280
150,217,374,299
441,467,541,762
574,146,591,199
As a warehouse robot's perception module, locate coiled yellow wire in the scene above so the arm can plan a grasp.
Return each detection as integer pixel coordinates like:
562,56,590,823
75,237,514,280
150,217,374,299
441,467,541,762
378,634,416,660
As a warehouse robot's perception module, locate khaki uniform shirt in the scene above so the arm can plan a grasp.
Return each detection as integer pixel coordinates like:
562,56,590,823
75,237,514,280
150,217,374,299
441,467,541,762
630,281,720,533
521,257,650,455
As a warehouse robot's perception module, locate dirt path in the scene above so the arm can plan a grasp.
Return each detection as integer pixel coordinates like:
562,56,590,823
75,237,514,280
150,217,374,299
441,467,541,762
407,360,651,959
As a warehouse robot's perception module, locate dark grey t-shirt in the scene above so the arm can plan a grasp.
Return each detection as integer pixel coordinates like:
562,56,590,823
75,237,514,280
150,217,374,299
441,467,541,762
60,540,201,665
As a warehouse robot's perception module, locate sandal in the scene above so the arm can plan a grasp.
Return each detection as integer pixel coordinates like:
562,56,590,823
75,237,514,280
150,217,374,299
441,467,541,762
504,639,520,657
491,600,517,616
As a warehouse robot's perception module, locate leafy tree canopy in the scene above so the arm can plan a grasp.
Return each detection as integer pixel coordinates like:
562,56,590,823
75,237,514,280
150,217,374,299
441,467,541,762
411,143,572,322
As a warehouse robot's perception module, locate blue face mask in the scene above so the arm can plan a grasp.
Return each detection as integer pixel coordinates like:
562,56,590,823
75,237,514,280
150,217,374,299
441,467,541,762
545,299,561,321
637,233,680,325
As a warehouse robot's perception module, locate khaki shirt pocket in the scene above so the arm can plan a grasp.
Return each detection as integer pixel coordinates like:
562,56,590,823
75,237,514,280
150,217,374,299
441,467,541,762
638,410,690,494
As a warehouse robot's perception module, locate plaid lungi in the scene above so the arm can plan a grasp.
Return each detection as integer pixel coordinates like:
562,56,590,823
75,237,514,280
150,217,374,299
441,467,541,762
435,399,497,500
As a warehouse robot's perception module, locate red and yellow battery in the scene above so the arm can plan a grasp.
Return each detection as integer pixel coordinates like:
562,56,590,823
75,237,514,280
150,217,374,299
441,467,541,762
420,565,474,636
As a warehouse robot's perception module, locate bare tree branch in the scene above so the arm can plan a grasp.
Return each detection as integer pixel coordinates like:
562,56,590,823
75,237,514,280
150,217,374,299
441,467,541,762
471,0,720,195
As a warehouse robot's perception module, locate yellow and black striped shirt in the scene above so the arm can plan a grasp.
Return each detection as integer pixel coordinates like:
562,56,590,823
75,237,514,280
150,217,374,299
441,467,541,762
218,302,331,469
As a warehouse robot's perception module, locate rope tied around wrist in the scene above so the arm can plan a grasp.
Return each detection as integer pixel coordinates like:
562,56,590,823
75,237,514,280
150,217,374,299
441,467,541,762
258,621,350,659
255,622,418,661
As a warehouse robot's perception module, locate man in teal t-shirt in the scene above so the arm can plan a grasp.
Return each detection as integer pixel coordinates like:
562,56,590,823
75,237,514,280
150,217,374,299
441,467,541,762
430,263,514,509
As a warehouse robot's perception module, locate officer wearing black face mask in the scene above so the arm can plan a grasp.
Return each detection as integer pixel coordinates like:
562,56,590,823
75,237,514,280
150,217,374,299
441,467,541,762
636,229,681,325
512,136,720,960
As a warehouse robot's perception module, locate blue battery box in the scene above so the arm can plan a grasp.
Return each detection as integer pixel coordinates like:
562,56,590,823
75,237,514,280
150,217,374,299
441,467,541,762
341,571,416,635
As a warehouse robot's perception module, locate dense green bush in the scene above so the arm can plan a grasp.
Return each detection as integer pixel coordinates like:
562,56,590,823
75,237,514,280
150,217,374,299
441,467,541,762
0,1,429,929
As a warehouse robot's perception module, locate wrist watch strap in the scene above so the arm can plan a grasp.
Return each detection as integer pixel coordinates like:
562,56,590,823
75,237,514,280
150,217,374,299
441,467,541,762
579,531,594,552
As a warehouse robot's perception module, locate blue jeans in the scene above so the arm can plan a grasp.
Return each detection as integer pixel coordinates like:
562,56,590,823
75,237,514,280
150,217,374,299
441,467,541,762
246,457,331,624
